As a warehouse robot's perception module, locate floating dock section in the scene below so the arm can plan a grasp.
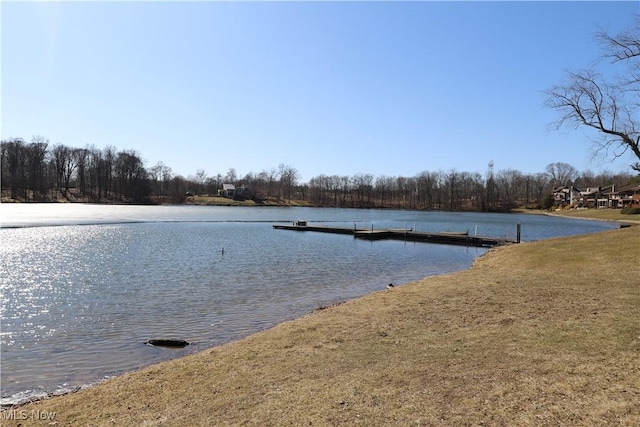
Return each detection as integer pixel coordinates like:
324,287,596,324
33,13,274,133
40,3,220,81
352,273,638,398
273,223,517,248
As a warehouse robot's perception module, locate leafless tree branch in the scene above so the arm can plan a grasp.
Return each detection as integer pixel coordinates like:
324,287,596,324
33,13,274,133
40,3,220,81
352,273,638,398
546,16,640,172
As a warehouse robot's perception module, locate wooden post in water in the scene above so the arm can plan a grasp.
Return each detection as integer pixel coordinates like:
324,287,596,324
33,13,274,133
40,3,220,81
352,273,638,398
516,223,521,243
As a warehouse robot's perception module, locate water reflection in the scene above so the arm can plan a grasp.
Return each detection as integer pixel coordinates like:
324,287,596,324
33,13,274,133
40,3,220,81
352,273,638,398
0,205,617,405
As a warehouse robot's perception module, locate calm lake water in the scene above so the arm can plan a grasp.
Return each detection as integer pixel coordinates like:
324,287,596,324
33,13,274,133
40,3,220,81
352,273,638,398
0,204,617,405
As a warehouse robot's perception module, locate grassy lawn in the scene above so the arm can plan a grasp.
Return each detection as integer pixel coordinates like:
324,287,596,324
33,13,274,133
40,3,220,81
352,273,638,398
185,195,260,206
548,208,640,222
3,215,638,426
517,207,640,223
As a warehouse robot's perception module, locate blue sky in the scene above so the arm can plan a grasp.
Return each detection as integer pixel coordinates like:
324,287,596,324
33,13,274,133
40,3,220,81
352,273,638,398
2,1,638,182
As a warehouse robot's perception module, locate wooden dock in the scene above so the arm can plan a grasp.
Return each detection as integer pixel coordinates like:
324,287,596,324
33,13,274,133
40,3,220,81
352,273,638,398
273,223,517,248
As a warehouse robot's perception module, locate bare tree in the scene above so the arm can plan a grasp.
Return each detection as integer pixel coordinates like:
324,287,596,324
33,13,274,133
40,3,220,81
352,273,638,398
596,19,640,87
546,162,578,187
223,168,237,184
75,148,89,197
194,169,208,194
546,16,640,171
102,145,116,199
51,143,78,198
26,136,49,200
328,175,343,207
495,169,523,211
375,175,393,208
149,161,172,201
169,175,188,203
278,164,299,203
114,150,148,202
1,138,26,199
308,174,333,206
530,172,551,207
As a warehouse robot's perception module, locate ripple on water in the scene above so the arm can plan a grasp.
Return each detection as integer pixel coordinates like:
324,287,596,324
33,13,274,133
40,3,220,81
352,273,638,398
1,206,617,404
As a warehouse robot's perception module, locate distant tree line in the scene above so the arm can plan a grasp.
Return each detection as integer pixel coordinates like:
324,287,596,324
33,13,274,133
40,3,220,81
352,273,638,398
1,137,636,210
2,137,154,203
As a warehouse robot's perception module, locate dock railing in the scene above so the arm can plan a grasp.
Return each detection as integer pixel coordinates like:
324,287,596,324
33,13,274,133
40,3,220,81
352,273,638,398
273,222,518,248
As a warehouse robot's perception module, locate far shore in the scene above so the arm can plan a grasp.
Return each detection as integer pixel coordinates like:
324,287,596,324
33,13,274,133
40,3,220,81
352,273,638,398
3,192,640,224
1,210,638,426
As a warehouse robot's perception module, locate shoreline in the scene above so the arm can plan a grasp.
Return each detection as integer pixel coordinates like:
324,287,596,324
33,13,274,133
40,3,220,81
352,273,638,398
0,210,573,406
2,219,640,425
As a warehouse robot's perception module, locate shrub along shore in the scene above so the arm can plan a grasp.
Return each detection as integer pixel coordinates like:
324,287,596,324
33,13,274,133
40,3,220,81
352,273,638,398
2,212,639,426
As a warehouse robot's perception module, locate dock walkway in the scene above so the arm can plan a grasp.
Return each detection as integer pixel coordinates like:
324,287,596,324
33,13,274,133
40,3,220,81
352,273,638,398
273,223,517,248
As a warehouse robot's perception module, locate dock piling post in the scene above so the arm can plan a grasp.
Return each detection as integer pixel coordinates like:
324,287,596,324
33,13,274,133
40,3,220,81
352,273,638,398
516,223,521,243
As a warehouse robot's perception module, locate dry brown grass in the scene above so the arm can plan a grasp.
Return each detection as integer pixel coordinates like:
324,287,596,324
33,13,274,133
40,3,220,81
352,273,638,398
3,223,639,426
185,196,313,207
545,208,640,223
186,196,259,206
